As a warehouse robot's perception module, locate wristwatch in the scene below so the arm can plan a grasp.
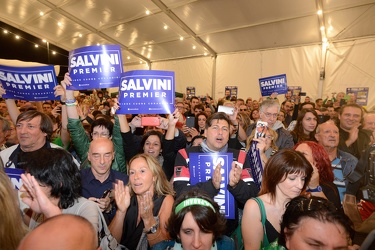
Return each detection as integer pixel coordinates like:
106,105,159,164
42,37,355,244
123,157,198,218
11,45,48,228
143,222,159,234
307,185,322,192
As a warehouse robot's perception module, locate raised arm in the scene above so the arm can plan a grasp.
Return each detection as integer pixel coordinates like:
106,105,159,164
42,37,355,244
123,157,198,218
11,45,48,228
0,85,20,124
54,85,70,149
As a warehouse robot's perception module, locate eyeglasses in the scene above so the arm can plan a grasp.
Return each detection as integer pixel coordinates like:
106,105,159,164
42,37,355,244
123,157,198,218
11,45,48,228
175,106,184,109
263,112,278,118
92,132,110,138
240,109,248,111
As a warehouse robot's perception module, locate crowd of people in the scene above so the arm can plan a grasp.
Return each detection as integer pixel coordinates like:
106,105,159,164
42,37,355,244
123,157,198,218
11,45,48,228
0,78,374,250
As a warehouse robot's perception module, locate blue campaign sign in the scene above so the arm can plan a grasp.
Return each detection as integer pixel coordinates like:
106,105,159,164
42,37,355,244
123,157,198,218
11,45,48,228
259,74,288,96
117,70,175,115
0,64,58,101
347,87,369,106
4,168,24,190
68,44,123,90
189,152,235,219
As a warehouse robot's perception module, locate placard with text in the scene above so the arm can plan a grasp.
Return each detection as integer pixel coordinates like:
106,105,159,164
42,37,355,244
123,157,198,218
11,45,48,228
68,44,123,90
0,64,58,101
189,152,235,219
4,168,24,190
346,87,369,106
117,70,175,114
259,74,288,96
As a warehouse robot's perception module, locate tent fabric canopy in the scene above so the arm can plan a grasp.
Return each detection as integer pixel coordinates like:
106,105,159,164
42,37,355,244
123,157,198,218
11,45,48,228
1,0,374,64
0,0,374,107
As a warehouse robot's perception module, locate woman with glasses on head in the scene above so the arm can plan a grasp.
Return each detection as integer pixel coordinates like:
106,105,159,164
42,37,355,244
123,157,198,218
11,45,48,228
242,149,313,250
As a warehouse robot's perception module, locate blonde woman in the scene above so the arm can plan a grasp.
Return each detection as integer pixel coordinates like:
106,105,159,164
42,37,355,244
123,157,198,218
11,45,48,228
0,170,28,250
246,127,278,167
110,154,175,249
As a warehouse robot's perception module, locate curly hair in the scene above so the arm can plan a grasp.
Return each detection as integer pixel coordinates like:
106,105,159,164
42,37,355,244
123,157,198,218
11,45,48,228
294,141,334,182
22,148,81,209
167,189,226,243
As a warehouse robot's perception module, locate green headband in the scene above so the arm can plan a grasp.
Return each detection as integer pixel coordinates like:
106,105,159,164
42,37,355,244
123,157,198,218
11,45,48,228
175,198,216,214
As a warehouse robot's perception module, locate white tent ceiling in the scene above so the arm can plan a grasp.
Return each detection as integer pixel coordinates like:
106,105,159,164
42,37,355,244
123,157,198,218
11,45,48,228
1,0,375,67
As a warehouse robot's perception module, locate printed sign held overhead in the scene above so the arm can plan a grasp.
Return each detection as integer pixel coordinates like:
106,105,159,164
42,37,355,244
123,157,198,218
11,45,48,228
117,70,175,115
0,64,58,101
68,44,123,90
259,74,288,96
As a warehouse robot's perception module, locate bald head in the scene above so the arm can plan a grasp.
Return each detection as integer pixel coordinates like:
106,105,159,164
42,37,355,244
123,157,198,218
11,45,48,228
315,121,339,149
89,137,114,154
88,138,114,181
18,214,98,250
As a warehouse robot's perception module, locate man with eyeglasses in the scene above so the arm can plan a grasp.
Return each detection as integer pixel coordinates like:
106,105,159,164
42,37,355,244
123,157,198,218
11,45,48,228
60,73,126,174
174,101,186,129
246,99,294,150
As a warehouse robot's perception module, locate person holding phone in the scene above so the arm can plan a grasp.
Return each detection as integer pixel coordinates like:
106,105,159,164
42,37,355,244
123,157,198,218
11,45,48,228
119,108,186,180
187,112,208,142
81,138,129,224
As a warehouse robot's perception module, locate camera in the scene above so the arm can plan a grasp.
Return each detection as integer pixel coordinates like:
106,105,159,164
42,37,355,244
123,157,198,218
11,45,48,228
361,150,375,203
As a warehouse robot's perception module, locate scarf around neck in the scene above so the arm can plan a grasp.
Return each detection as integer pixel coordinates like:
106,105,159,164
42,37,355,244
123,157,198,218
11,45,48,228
200,139,228,153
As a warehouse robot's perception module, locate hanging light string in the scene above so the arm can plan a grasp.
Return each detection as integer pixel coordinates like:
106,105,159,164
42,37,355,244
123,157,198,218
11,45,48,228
0,26,68,60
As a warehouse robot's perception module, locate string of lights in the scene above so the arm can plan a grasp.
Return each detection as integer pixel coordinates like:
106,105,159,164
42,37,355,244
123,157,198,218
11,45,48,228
0,22,69,68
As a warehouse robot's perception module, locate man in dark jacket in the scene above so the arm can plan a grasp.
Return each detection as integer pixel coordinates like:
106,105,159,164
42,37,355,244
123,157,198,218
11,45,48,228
173,112,258,235
337,103,372,159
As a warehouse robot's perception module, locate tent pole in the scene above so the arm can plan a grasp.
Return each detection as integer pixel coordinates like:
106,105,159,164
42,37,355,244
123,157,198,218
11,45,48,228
212,56,217,101
318,43,328,98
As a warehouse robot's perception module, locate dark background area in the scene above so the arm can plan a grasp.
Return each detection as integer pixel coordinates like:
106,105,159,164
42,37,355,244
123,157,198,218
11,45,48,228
0,21,69,81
